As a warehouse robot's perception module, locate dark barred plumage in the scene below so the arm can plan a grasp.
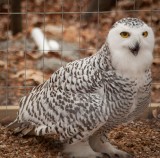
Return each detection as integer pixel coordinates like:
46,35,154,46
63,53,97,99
8,43,151,142
113,17,145,28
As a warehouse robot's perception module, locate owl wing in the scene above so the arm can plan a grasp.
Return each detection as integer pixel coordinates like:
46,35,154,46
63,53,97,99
49,71,137,144
8,69,136,144
7,54,107,135
31,55,106,95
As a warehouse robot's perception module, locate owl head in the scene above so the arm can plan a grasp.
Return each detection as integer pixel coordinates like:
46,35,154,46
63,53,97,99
107,18,155,77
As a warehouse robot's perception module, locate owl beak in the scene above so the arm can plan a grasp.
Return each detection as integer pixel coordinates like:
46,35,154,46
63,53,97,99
129,42,140,56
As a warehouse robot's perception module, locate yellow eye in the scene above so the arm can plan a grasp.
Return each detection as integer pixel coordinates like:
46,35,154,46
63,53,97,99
120,32,130,38
142,31,148,37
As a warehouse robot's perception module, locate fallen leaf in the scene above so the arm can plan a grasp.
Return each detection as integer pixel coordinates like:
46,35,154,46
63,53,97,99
26,52,43,59
152,106,160,119
63,25,79,42
153,58,160,65
11,69,44,84
152,84,160,89
0,60,6,69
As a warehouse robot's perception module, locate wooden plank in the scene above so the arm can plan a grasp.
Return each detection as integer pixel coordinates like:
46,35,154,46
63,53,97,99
149,103,160,108
0,103,159,110
0,106,19,110
0,103,159,125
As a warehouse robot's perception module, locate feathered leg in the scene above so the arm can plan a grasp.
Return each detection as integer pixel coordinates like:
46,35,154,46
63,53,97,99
89,129,133,158
63,141,103,158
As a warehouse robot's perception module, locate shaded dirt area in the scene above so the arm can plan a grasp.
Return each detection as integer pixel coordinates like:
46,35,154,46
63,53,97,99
0,119,160,158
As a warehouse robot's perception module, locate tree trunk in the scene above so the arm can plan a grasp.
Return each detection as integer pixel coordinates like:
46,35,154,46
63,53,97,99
11,0,22,35
84,0,116,20
135,0,143,9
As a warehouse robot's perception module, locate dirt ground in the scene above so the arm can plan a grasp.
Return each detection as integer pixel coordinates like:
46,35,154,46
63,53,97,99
0,119,160,158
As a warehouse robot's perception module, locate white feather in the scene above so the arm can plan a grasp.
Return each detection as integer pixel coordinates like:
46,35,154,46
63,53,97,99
107,23,154,79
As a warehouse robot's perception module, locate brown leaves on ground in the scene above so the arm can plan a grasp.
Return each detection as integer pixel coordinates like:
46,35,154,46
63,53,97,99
0,119,160,158
0,125,62,158
109,119,160,158
11,69,44,85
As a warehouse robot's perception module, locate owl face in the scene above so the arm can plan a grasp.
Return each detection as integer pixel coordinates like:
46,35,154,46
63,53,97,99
107,18,155,77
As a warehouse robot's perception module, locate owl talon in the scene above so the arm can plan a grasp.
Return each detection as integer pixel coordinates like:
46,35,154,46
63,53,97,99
89,135,134,158
103,151,134,158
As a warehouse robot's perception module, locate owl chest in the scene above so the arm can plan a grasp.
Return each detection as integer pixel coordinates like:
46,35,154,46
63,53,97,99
128,76,151,116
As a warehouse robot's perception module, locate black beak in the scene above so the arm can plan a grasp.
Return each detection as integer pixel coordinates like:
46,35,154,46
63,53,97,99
129,42,140,56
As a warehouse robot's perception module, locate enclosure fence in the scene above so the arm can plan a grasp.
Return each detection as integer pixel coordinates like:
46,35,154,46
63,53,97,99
0,0,160,121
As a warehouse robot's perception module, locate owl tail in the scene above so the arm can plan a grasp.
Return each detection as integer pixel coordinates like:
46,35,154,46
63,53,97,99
7,119,36,136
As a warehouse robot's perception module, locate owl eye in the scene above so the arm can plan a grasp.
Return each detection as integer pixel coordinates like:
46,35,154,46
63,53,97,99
142,31,148,37
120,32,130,38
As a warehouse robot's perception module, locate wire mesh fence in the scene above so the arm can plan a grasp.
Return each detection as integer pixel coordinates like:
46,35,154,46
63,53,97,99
0,0,160,120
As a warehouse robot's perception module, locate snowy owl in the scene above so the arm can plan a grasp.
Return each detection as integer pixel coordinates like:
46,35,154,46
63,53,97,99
8,18,154,158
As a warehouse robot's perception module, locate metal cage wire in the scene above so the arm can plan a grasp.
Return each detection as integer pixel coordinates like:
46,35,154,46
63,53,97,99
0,0,160,119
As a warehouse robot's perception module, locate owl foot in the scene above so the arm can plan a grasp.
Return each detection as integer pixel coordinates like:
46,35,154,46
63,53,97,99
102,149,134,158
89,135,134,158
63,141,103,158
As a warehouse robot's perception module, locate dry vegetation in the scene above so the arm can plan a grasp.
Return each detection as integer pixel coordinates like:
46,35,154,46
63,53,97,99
0,119,160,158
0,0,160,158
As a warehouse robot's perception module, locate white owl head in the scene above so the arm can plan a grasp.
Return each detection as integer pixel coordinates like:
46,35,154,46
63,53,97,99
107,17,155,77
